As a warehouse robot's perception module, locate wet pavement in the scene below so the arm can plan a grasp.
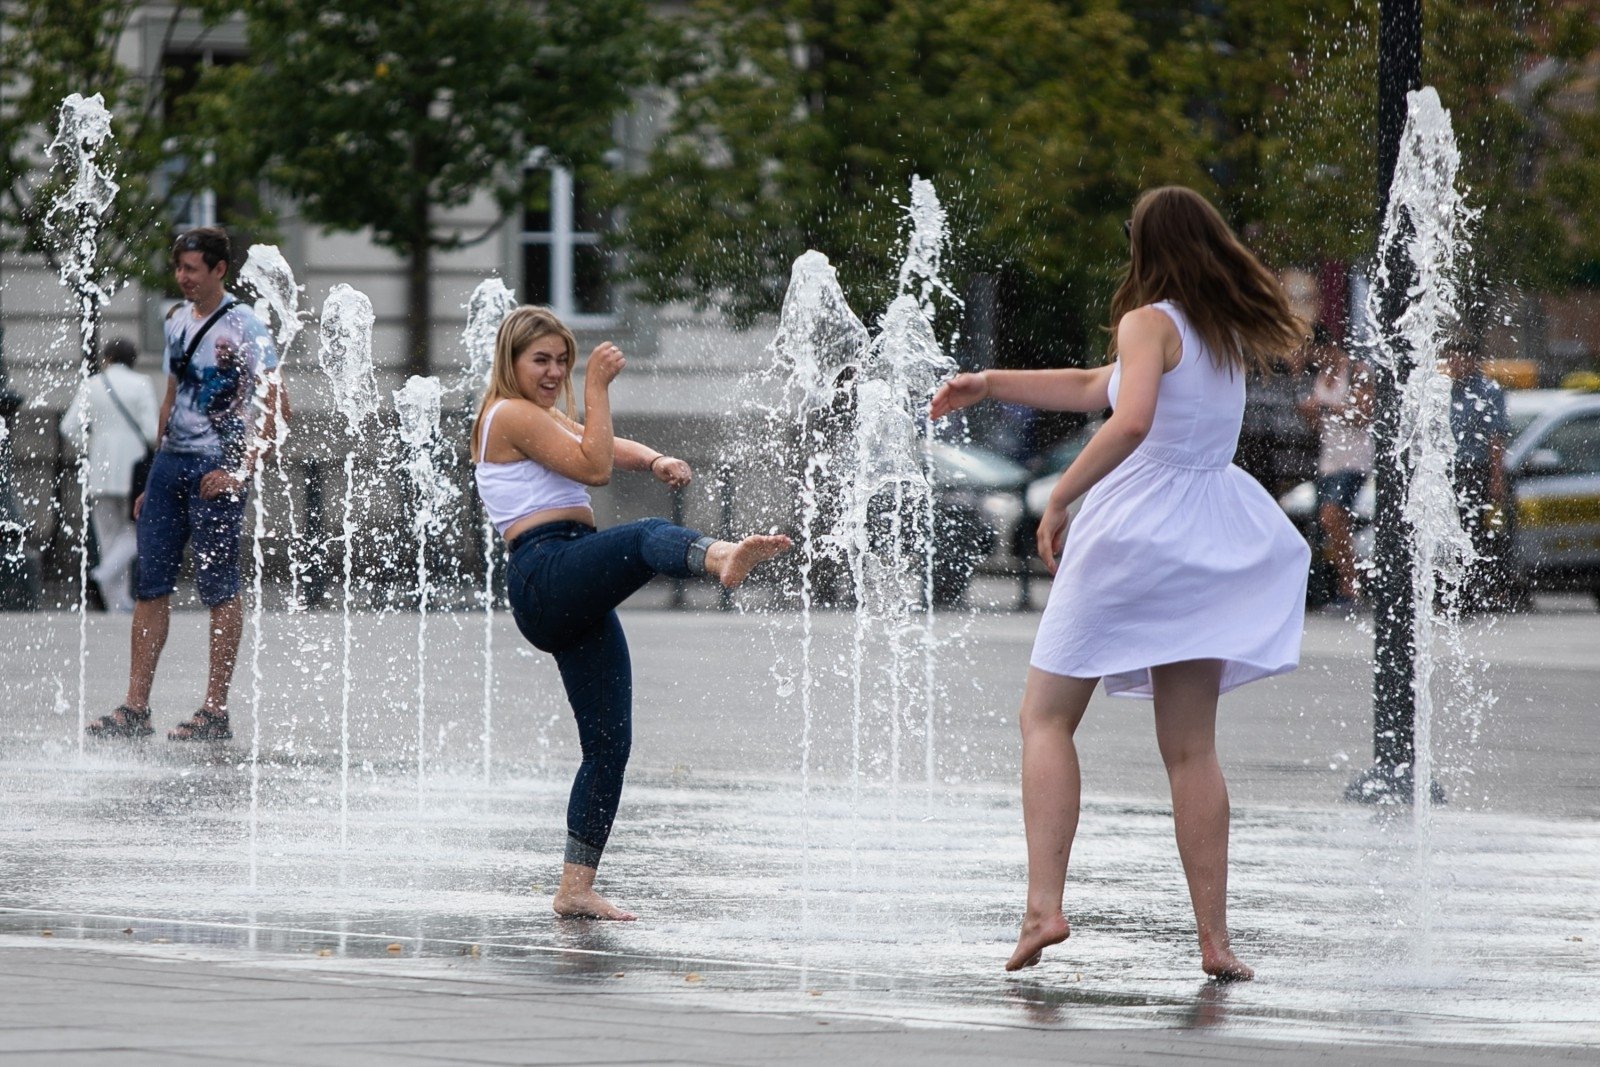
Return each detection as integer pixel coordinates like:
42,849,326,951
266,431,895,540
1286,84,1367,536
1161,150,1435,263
2,603,1598,1062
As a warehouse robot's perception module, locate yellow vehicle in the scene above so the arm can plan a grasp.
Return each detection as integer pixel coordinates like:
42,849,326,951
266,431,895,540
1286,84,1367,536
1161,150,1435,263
1508,391,1600,608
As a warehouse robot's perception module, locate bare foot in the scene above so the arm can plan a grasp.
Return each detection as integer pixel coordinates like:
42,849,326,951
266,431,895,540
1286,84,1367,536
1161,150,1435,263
710,534,792,589
1005,912,1070,971
1201,945,1254,982
552,888,636,921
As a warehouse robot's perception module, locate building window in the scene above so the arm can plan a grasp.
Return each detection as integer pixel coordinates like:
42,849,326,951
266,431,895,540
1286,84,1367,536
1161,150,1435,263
521,164,613,322
159,49,241,231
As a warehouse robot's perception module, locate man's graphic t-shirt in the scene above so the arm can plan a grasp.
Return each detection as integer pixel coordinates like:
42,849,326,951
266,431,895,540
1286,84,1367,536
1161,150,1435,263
161,294,278,463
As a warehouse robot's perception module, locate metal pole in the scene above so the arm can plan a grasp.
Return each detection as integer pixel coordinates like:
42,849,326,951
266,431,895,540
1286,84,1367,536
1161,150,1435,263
1350,0,1422,802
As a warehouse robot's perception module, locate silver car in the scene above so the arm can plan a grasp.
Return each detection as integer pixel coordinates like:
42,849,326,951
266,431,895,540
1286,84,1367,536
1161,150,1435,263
1277,388,1600,609
1507,392,1600,603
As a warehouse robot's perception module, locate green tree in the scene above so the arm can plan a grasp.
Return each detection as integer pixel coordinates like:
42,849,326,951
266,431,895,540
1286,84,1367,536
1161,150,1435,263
0,0,244,357
206,0,650,375
617,0,1206,366
1207,0,1600,325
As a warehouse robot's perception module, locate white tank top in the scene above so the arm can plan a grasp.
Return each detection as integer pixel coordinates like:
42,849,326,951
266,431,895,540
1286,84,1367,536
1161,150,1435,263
473,400,593,534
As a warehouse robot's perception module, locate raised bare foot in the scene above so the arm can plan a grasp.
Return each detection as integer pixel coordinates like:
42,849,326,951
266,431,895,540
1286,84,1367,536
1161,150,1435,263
1005,912,1070,971
712,534,792,589
552,888,636,921
1201,945,1254,982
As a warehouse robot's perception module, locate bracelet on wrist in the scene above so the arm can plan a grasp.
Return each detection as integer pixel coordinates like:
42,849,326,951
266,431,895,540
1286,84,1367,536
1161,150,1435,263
649,454,668,472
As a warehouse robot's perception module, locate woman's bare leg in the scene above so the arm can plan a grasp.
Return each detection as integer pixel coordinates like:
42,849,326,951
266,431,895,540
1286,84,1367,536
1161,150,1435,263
1007,667,1098,971
552,862,636,921
704,534,791,588
1149,659,1252,981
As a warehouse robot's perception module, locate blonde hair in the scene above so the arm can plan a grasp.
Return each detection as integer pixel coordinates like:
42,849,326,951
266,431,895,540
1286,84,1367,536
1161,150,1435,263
1109,186,1304,375
470,305,578,461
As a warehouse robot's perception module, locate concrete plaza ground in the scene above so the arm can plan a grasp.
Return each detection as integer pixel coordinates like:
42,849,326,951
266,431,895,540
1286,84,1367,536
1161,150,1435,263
1,590,1597,1064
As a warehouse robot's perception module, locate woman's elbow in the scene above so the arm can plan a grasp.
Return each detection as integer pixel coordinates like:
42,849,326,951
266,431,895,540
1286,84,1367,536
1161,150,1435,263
1114,419,1150,445
581,468,612,487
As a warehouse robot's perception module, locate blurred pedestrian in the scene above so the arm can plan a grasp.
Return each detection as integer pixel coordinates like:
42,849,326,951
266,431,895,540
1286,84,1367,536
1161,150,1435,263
60,337,158,612
931,186,1308,981
1236,331,1318,496
1444,337,1512,612
85,227,284,742
1297,327,1373,610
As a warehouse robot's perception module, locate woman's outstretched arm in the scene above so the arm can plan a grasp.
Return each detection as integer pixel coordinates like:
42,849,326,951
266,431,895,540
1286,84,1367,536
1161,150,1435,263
1035,309,1173,571
930,365,1112,420
614,436,692,489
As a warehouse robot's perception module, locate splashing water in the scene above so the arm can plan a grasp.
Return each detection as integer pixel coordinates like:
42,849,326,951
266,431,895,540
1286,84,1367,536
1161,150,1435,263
395,375,458,809
236,246,310,884
1367,86,1485,944
47,93,119,754
760,178,960,908
458,279,516,779
458,279,517,395
319,285,378,846
321,285,380,429
239,246,309,607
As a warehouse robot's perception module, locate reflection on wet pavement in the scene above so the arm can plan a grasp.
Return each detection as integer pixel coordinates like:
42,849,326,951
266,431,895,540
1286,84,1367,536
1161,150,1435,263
3,737,1596,1048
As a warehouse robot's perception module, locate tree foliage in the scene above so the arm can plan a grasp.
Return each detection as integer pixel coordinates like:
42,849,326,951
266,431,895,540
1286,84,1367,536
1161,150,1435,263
203,0,651,373
616,0,1207,365
621,0,1600,358
1192,0,1600,306
0,1,240,307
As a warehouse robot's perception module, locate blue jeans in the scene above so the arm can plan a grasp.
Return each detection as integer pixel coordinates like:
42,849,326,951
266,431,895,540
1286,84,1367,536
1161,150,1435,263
135,450,248,607
506,518,714,867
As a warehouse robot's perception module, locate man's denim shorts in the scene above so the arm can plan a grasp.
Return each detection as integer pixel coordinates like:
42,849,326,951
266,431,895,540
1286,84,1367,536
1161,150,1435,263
1314,469,1366,512
135,450,248,607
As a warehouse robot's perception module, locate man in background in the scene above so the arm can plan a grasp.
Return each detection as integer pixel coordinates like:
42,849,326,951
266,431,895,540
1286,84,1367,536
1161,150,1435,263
1444,337,1512,613
85,226,284,742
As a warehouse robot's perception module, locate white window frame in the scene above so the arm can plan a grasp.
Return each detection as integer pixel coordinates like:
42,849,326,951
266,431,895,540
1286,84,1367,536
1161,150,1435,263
520,160,616,329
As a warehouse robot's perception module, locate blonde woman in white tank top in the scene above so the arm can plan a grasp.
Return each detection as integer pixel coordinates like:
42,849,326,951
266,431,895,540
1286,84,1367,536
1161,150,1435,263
933,187,1308,982
471,307,790,922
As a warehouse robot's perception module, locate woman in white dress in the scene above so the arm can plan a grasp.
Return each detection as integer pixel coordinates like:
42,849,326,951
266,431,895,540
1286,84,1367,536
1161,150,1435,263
931,186,1308,981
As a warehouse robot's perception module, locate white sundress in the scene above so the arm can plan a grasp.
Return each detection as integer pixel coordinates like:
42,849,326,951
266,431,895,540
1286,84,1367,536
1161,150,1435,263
1030,301,1310,698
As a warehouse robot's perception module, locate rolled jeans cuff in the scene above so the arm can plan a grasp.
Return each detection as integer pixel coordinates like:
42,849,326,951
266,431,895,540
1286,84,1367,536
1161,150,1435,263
564,833,605,868
685,535,716,577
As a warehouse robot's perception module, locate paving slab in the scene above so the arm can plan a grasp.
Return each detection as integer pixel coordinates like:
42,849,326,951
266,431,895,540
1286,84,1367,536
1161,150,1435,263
2,604,1598,1063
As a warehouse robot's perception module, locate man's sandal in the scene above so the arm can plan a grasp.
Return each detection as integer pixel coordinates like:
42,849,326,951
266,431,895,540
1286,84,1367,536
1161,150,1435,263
85,706,154,739
168,709,232,742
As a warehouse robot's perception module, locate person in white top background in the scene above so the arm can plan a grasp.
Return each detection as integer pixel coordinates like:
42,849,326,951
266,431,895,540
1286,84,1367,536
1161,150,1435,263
932,186,1309,982
60,336,158,612
1298,327,1374,610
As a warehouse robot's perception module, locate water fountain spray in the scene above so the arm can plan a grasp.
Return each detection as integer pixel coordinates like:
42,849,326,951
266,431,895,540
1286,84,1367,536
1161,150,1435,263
394,374,458,809
239,246,308,607
317,284,379,846
762,178,958,903
1367,86,1480,939
46,93,119,752
458,279,516,779
236,245,305,886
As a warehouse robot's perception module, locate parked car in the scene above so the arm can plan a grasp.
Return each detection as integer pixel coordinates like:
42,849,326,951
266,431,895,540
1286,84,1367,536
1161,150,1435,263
922,440,1030,603
1277,388,1600,609
1019,422,1103,560
1506,391,1600,605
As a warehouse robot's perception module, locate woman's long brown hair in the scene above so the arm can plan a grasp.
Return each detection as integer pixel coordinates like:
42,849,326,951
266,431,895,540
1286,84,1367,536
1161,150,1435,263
1109,187,1304,374
469,305,578,462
